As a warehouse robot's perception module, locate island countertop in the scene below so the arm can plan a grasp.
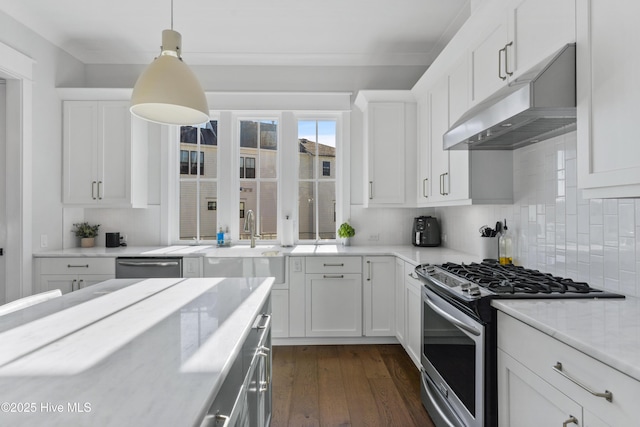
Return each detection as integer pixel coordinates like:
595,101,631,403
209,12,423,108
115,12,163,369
0,277,273,426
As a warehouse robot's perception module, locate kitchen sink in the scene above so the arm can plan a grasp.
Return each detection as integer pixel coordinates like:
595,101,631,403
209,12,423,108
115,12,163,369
203,255,285,284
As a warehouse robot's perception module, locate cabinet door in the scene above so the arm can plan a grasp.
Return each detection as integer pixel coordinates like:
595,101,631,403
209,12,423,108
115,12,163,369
447,57,471,202
77,274,114,289
404,271,422,369
271,289,289,338
506,0,575,81
469,14,508,105
363,256,395,337
416,90,431,205
305,273,362,337
39,275,78,294
98,101,132,205
577,0,640,198
498,349,583,427
63,101,99,204
428,74,451,203
365,103,406,205
394,258,405,345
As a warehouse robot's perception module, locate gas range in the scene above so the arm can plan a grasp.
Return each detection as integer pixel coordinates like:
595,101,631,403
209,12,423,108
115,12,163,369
415,261,625,322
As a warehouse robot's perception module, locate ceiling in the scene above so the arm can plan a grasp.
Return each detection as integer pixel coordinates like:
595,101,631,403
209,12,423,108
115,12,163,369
0,0,470,67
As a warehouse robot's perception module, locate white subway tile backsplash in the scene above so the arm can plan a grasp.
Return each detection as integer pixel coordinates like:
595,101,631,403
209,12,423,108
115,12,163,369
436,131,640,297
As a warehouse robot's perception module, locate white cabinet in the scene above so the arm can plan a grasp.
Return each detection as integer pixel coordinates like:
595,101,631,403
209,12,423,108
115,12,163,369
577,0,640,198
305,273,362,337
363,256,395,337
271,289,289,338
404,262,422,369
394,257,406,345
182,257,202,278
62,100,148,207
470,0,575,106
35,257,115,294
355,91,417,207
498,312,640,426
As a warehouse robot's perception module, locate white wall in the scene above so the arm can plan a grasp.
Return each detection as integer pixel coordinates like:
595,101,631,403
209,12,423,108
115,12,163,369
437,131,640,298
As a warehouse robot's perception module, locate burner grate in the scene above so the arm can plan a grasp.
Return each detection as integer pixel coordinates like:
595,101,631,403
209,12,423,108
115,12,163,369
440,261,600,295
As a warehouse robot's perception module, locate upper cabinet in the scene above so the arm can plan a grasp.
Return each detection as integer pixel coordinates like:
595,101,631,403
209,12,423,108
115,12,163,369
355,91,417,207
577,0,640,198
470,0,576,106
62,100,148,208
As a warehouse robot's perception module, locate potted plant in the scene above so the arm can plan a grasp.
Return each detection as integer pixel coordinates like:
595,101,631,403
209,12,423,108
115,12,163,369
72,222,101,248
337,222,355,246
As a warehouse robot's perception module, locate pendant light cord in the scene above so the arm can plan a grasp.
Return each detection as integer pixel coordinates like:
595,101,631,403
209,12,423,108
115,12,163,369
170,0,174,30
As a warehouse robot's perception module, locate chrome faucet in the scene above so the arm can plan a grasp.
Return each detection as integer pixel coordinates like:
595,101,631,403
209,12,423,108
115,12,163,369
243,209,259,248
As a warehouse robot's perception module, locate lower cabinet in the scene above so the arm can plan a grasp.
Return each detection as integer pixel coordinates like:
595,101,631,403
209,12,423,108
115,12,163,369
363,256,395,336
35,258,115,294
498,311,639,426
394,257,406,345
270,289,289,338
404,261,422,368
305,273,362,337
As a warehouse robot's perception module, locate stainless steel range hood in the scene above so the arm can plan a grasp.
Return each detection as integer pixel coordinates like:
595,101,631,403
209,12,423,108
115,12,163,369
444,43,576,150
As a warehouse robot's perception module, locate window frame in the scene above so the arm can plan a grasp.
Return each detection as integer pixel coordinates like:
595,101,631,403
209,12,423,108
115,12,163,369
171,108,348,246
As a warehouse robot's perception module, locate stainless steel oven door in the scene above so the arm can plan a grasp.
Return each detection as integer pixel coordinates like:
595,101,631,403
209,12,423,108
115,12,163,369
421,287,484,427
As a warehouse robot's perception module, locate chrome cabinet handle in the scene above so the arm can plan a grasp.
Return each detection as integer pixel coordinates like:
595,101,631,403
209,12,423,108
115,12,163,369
323,263,344,267
91,181,97,200
553,362,612,402
407,273,419,279
425,296,481,336
367,260,371,281
562,415,578,426
423,178,428,198
439,173,449,196
116,261,180,267
71,279,77,292
201,414,230,427
78,279,85,289
498,45,507,80
323,274,344,279
368,181,373,200
67,264,89,268
504,41,514,76
256,314,271,331
97,181,103,200
443,172,449,195
259,345,271,392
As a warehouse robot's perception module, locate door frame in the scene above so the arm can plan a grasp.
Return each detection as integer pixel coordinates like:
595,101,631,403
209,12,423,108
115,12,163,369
0,41,34,302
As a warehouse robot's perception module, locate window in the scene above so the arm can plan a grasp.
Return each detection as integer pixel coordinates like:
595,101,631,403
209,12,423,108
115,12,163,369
239,120,278,241
179,121,218,241
322,161,331,177
298,120,337,241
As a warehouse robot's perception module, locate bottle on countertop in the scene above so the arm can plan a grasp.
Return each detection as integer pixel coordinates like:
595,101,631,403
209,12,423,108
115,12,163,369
217,227,224,247
499,219,513,265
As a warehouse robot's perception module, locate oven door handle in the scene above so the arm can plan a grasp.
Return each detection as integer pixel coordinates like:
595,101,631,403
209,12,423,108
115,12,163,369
425,296,481,337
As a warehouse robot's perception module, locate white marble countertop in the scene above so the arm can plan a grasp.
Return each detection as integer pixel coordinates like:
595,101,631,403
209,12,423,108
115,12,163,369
0,276,274,426
33,244,480,266
492,297,640,383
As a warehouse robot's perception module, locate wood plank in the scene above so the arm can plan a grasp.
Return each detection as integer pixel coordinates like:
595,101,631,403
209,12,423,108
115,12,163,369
317,352,351,427
288,346,320,427
369,377,417,427
379,345,434,426
345,345,391,379
271,346,295,427
337,345,381,427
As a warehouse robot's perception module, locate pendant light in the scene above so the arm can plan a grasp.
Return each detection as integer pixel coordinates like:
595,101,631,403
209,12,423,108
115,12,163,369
130,0,209,125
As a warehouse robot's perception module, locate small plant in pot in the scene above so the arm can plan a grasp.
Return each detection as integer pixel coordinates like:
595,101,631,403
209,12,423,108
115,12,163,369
72,222,100,248
337,222,355,246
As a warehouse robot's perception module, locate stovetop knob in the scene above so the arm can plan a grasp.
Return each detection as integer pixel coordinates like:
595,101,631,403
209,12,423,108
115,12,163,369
460,282,471,291
469,286,481,297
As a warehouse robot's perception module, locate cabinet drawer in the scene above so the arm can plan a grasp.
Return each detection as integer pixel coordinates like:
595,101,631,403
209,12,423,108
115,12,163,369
305,256,361,274
498,311,640,425
39,257,115,275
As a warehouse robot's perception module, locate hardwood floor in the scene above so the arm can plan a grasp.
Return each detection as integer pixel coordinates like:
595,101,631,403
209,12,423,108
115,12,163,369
271,344,435,427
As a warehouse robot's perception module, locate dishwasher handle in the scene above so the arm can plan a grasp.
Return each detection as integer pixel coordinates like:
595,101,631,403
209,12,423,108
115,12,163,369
116,260,180,267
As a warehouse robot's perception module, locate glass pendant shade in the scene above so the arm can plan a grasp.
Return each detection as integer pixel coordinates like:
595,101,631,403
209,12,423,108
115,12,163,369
131,29,209,126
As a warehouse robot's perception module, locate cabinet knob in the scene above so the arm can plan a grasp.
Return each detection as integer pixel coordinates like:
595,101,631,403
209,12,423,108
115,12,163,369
562,416,578,427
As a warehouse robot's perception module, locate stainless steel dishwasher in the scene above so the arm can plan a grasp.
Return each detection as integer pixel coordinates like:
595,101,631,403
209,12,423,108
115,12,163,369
115,257,183,278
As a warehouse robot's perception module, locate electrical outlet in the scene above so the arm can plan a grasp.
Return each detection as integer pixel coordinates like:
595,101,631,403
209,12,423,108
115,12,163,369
368,233,380,241
292,258,302,272
40,234,48,248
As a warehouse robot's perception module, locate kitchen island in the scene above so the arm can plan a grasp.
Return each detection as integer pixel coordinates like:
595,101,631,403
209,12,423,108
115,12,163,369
0,276,273,426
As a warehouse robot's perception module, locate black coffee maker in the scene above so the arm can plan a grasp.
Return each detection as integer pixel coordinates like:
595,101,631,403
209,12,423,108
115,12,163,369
412,216,441,247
